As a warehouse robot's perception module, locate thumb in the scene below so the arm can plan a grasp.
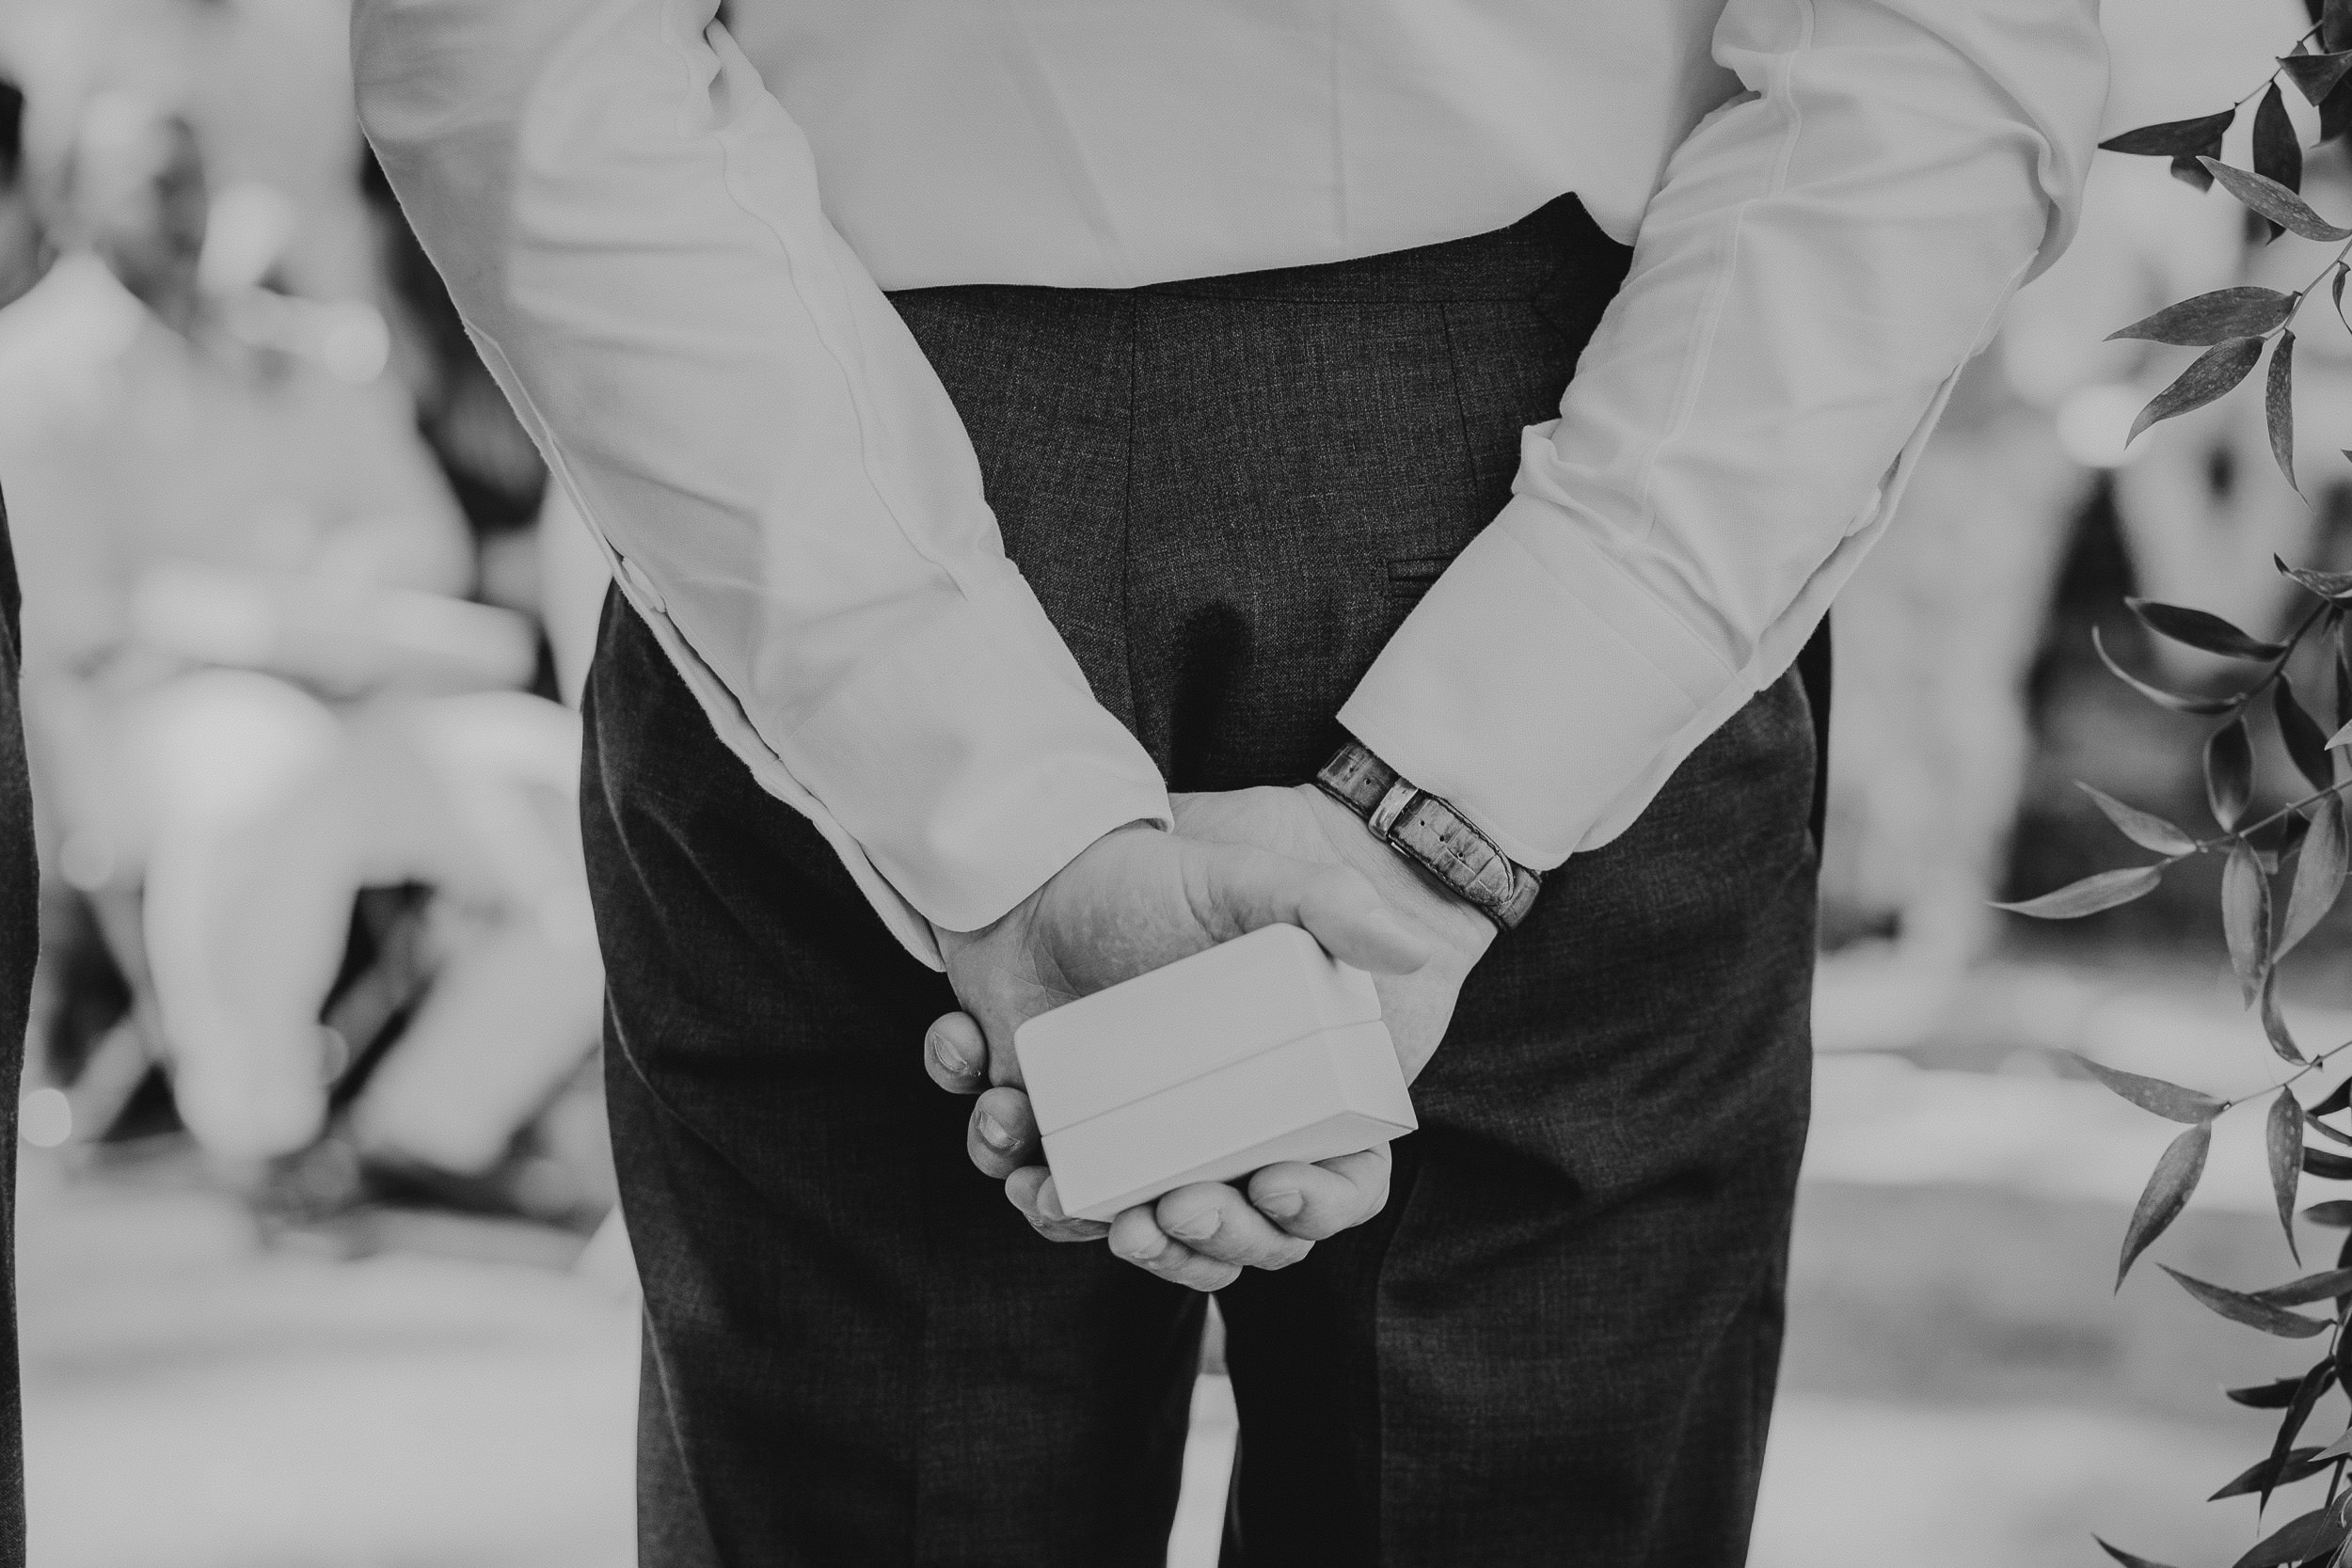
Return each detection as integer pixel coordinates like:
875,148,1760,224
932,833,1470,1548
1192,845,1432,974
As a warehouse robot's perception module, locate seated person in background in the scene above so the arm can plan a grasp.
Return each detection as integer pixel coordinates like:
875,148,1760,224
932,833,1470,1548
1,93,604,1180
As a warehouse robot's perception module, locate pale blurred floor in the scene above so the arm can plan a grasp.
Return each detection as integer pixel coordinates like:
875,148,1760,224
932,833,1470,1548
17,1151,636,1568
17,958,2320,1567
1753,1397,2254,1568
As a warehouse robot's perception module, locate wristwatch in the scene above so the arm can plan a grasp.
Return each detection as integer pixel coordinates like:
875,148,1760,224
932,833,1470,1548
1313,741,1542,931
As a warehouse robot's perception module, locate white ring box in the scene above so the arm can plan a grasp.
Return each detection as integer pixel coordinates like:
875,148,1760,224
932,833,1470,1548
1015,924,1419,1223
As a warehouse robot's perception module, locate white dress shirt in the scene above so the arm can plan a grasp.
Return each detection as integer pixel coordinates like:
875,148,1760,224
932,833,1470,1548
353,0,2106,967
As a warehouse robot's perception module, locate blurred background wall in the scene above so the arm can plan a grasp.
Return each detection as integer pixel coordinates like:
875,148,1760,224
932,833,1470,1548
0,0,2344,1565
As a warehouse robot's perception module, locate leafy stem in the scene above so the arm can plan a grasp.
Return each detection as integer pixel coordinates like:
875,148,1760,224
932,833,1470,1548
2223,596,2333,718
2080,17,2352,1562
2236,24,2329,110
2220,1031,2352,1112
2296,236,2352,308
2194,768,2349,857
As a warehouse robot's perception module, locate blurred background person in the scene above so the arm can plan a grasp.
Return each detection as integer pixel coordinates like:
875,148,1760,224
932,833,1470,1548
0,0,372,304
1811,148,2248,1045
0,91,604,1208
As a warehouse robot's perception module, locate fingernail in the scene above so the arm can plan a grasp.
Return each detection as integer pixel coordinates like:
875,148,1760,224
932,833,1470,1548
977,1113,1015,1151
1123,1230,1170,1263
929,1030,975,1076
1168,1209,1220,1243
1254,1190,1305,1221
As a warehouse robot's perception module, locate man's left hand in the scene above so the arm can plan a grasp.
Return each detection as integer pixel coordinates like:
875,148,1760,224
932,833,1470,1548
925,783,1497,1291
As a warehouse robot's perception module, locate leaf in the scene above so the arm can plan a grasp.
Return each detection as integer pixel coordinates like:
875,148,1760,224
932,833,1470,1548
2337,617,2352,730
2331,0,2352,53
2214,1447,2328,1499
2315,1081,2352,1117
2277,1088,2311,1258
2264,974,2308,1065
2121,1124,2213,1287
2305,1198,2352,1224
2233,1376,2315,1408
2336,263,2350,334
2131,336,2270,444
2095,1540,2185,1568
2329,71,2352,141
2258,85,2306,236
2283,796,2350,957
2078,783,2199,856
2201,158,2352,242
2271,330,2300,490
2280,555,2352,599
2171,151,2218,192
2286,51,2352,103
2231,1501,2350,1567
1994,865,2165,920
2100,111,2240,156
2309,1146,2352,1179
2257,1268,2352,1307
2284,680,2336,794
2131,598,2294,660
2226,843,2274,1002
2073,1054,2227,1122
2267,973,2305,1071
2213,720,2258,832
2261,1360,2337,1516
2277,808,2314,860
2093,626,2243,713
2163,1263,2331,1335
2109,287,2299,346
2310,1114,2352,1147
2274,807,2314,863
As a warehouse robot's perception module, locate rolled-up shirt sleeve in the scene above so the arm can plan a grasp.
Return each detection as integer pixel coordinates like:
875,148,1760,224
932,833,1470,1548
352,0,1171,965
1339,0,2106,870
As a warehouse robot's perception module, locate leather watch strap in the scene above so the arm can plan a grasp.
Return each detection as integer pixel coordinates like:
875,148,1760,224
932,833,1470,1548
1313,741,1541,931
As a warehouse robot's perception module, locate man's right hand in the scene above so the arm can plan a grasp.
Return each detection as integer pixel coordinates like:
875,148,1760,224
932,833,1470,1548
926,818,1432,1209
931,816,1432,1072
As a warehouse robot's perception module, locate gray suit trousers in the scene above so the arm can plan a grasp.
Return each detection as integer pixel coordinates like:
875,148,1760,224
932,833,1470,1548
585,195,1820,1567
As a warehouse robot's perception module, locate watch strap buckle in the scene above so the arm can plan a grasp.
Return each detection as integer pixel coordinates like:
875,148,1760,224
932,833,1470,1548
1314,741,1541,931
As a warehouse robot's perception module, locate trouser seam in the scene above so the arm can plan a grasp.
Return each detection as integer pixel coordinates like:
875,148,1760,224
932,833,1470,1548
601,1003,745,1568
1119,294,1142,741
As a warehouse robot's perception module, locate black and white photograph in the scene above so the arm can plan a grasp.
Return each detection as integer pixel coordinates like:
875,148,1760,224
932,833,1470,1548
15,0,2352,1564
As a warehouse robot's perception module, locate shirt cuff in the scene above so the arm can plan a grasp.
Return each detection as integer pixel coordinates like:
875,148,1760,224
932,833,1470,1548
787,572,1173,932
1335,491,1734,870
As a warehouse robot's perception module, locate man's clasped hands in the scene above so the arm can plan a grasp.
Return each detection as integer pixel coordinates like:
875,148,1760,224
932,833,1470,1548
924,784,1494,1293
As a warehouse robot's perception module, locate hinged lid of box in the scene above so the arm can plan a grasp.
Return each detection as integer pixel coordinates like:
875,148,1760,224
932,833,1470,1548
1015,924,1384,1135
